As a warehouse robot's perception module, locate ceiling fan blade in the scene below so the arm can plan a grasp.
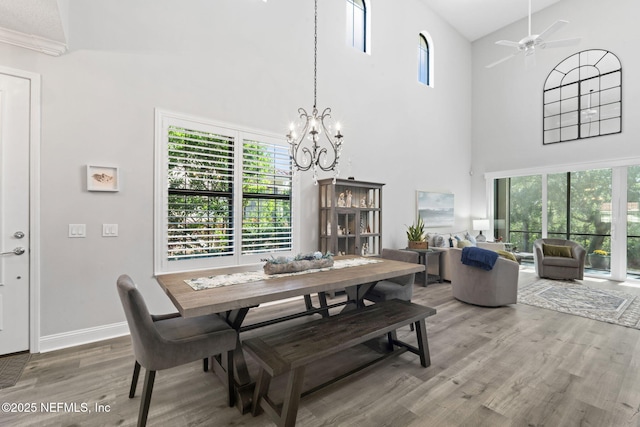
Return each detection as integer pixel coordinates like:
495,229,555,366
485,53,519,69
540,37,582,49
495,40,520,48
537,20,568,41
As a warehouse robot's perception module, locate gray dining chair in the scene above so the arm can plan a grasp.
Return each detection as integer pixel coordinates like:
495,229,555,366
364,248,419,303
117,274,238,427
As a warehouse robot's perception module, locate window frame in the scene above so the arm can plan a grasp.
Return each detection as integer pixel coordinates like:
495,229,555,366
418,31,434,88
346,0,369,53
154,109,299,274
543,49,622,145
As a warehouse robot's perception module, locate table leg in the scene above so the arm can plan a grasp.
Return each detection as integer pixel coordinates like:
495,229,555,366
214,309,255,413
343,282,375,311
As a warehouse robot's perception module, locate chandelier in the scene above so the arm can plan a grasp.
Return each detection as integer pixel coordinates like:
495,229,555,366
286,0,344,184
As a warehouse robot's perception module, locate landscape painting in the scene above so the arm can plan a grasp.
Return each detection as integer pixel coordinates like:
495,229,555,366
417,191,454,227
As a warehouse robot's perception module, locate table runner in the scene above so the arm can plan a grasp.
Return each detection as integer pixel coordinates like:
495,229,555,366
185,257,381,290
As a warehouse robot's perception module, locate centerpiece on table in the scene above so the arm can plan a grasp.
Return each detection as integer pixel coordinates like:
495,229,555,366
262,251,334,275
588,249,610,270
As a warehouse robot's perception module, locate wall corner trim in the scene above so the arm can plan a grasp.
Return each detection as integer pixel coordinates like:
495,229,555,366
0,26,67,56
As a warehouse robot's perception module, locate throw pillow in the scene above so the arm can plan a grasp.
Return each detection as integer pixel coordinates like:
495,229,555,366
433,234,445,247
464,232,477,245
457,239,473,248
542,243,573,258
497,250,518,262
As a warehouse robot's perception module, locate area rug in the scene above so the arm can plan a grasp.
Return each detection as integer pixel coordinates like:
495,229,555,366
518,279,640,330
0,352,30,389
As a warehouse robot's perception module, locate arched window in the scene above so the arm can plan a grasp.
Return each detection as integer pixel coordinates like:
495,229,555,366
418,34,429,85
543,50,622,144
346,0,366,52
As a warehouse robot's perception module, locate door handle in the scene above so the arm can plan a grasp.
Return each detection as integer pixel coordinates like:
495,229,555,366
1,247,25,256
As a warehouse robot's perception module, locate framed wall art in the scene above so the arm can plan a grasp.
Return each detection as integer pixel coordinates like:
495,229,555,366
87,165,119,192
417,191,454,227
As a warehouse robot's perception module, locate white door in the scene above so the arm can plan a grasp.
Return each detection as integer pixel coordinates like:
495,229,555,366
0,73,30,355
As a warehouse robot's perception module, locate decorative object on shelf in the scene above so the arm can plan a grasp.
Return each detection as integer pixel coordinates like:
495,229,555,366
346,190,352,207
473,219,490,242
87,165,119,192
262,251,334,275
588,249,611,270
406,216,428,250
360,196,367,207
361,242,368,256
337,192,346,207
417,191,454,227
286,0,344,184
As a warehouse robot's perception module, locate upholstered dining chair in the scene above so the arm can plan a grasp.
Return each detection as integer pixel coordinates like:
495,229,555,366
364,248,419,303
533,238,586,280
117,274,238,427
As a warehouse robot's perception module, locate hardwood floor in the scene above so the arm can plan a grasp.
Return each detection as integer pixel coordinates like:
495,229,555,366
3,268,640,426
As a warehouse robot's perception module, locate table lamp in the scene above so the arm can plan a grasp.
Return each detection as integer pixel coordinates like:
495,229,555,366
473,219,490,242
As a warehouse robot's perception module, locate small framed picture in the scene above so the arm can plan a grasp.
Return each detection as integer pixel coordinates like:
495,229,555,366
87,165,119,192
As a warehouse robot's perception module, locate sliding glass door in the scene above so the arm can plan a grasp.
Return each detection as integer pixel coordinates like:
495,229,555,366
548,170,612,273
493,168,614,276
628,166,640,277
508,175,542,253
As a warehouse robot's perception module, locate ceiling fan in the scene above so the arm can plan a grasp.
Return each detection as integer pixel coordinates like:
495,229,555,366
485,0,581,69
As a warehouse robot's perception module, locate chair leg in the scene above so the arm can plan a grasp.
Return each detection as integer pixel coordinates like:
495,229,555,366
226,350,235,407
129,361,141,398
138,370,156,427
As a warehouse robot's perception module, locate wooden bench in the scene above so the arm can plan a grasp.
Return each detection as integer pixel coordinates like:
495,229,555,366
243,299,437,427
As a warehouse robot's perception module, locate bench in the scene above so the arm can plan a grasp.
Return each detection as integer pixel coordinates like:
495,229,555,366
243,299,437,427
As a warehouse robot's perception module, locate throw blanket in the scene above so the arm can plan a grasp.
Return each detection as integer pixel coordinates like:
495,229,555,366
461,246,499,271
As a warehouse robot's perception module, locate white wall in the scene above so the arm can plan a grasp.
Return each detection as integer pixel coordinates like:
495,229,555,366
471,0,640,217
0,0,471,347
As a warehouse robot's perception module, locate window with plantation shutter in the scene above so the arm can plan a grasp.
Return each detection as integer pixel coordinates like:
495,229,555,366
242,139,292,255
155,110,296,273
167,126,235,260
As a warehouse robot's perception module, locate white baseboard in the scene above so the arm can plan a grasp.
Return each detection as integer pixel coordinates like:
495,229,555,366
39,321,130,353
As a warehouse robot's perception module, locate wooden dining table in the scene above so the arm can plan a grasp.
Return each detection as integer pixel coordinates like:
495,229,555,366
155,255,425,413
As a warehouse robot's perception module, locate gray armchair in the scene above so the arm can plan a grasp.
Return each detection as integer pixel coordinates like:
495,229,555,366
450,248,518,307
364,248,419,303
533,238,586,280
117,275,238,427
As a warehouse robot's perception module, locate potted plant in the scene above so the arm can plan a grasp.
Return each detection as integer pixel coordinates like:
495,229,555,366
406,217,428,250
588,249,610,270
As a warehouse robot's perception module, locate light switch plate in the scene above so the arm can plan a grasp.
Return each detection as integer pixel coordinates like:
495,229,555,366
102,224,118,237
69,224,86,238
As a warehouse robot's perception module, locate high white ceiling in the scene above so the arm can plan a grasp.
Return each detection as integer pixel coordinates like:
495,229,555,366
420,0,562,41
0,0,562,49
0,0,66,43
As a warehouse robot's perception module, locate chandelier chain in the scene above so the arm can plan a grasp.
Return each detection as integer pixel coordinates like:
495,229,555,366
313,0,318,108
